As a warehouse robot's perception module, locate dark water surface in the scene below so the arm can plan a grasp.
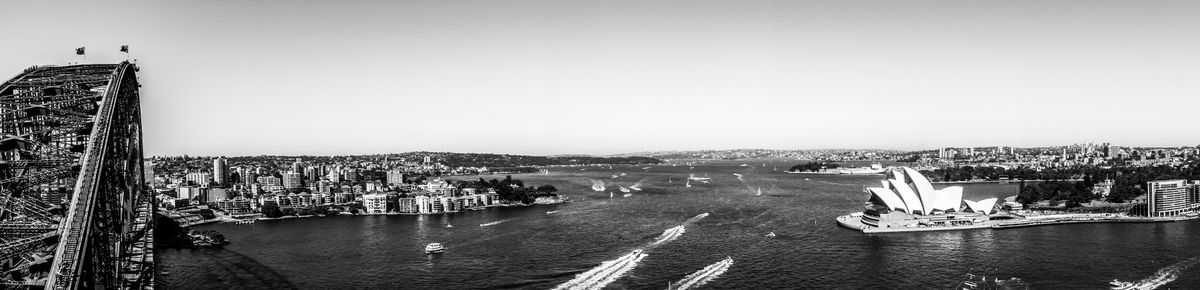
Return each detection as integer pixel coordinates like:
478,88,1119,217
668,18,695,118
160,161,1200,289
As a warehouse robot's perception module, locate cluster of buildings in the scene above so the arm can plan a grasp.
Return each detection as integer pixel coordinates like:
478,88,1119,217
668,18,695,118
361,190,499,214
917,143,1200,169
149,155,504,216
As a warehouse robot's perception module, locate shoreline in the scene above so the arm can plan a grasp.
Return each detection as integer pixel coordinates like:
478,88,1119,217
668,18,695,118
836,213,1193,234
245,202,563,221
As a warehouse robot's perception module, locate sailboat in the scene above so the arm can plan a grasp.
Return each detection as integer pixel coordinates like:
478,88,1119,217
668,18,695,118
609,192,614,199
756,187,762,196
685,179,692,188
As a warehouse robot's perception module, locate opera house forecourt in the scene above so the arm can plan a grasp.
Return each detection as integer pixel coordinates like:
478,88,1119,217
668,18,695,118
837,167,1000,233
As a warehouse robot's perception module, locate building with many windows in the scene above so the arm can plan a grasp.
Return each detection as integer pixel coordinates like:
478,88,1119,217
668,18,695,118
387,169,405,185
1145,180,1200,217
363,193,389,214
213,157,228,186
186,172,213,187
282,172,303,190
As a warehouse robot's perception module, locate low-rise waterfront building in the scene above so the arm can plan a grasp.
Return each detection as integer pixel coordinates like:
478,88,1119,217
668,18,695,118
363,193,388,214
216,196,255,215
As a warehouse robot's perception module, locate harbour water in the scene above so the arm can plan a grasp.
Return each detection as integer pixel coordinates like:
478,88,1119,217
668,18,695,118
160,161,1200,289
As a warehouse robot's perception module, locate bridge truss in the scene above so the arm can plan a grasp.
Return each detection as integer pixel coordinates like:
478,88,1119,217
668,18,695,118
0,62,153,289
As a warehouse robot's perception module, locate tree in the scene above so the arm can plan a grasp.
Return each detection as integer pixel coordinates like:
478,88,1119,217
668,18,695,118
261,203,283,218
196,209,216,219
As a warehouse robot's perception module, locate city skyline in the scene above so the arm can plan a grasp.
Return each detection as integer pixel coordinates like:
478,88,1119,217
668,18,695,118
3,1,1200,156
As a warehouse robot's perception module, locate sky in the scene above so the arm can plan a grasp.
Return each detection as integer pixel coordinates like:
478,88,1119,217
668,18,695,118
2,0,1198,156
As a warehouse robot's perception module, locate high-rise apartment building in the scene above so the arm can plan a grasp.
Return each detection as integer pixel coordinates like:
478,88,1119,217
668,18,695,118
1146,180,1200,217
213,157,228,186
282,172,303,189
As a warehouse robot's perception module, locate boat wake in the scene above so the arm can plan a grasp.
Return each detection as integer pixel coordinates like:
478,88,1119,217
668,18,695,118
651,225,686,245
955,273,1029,290
1111,254,1200,290
587,178,606,192
552,249,648,290
629,179,647,191
670,257,733,290
479,218,516,227
553,212,709,290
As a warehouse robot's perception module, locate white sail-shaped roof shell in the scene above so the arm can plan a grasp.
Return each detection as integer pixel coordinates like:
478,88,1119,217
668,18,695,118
930,186,963,212
868,187,907,212
888,179,925,214
963,197,998,214
865,167,971,215
891,170,906,183
903,167,937,198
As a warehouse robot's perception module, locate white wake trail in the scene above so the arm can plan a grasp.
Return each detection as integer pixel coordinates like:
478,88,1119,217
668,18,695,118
479,218,515,227
1112,254,1200,290
671,257,733,290
651,225,686,245
553,249,647,290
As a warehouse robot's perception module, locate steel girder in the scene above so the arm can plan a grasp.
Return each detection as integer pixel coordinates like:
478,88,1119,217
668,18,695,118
0,62,152,289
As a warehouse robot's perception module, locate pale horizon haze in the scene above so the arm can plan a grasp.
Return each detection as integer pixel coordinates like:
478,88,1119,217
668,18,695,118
2,0,1198,156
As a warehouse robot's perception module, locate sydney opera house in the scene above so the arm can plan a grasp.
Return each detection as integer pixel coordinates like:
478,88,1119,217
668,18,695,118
844,167,999,231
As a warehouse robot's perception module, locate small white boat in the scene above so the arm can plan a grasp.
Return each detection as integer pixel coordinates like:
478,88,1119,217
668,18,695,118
425,243,446,254
446,224,453,228
619,172,627,176
611,175,619,179
623,193,632,198
619,186,630,193
765,232,776,238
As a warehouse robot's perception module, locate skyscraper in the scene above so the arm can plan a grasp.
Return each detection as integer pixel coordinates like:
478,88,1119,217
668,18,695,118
213,157,228,186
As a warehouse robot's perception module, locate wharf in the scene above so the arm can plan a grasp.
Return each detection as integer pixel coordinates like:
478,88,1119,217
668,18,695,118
836,213,1195,234
992,215,1186,229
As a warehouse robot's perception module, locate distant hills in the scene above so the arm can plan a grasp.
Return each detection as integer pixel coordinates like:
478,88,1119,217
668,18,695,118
608,149,907,160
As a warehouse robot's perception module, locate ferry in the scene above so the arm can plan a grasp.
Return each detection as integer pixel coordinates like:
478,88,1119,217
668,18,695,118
425,243,446,254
